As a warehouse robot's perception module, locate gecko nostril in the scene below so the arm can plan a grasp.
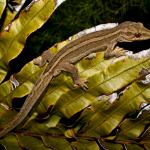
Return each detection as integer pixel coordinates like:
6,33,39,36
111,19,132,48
134,33,142,38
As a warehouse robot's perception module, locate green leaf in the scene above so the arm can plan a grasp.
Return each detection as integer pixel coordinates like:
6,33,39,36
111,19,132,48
0,135,21,150
71,139,100,150
54,56,150,118
0,8,17,31
116,110,150,140
125,144,145,150
140,127,150,149
17,135,52,150
0,61,42,103
81,83,150,136
0,63,7,83
0,0,6,19
0,0,56,63
42,136,72,150
104,143,123,150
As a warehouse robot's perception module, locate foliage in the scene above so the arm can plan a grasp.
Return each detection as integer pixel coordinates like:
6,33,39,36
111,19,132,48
0,0,150,150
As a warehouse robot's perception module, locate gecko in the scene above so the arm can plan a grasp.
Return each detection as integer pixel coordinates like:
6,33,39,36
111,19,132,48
0,21,150,138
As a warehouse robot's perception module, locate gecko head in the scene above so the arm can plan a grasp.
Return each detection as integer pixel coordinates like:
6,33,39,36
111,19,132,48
120,21,150,41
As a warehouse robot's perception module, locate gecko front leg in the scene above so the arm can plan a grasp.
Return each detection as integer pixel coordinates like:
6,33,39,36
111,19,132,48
104,39,130,59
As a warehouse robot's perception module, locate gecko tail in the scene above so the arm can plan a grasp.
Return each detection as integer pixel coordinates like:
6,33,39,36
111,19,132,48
0,112,24,138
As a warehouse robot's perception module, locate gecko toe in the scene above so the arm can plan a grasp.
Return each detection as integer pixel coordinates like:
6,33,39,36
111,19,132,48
74,79,88,90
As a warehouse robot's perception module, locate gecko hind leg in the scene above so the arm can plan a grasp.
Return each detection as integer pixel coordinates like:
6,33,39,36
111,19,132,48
57,62,88,90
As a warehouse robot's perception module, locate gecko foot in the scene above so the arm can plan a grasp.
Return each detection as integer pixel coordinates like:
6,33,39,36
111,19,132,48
104,46,127,58
73,79,88,90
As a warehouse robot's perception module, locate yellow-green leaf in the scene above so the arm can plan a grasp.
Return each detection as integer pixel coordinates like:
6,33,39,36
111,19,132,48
116,110,150,140
17,135,52,150
0,135,22,150
0,0,56,63
81,83,150,136
0,0,6,19
71,140,100,150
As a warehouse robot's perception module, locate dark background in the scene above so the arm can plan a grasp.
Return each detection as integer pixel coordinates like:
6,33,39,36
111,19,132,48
7,0,150,75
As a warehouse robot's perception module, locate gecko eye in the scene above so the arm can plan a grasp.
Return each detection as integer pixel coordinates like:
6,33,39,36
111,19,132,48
134,33,142,38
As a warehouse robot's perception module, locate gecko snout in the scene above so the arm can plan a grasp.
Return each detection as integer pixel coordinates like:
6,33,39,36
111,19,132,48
139,25,150,40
